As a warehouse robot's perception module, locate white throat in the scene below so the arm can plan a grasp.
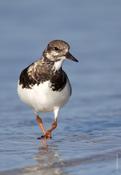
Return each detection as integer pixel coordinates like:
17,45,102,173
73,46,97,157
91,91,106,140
53,58,65,71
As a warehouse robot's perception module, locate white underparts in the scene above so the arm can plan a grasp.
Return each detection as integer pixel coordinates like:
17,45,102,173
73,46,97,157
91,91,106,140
17,79,71,117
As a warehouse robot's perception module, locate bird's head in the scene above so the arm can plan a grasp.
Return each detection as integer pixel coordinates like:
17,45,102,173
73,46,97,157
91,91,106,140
43,40,78,62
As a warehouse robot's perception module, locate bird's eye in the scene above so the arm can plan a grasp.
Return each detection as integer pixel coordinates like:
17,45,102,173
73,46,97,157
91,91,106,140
54,47,59,51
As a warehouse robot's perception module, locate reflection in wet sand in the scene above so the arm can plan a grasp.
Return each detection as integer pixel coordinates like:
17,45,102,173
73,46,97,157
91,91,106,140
0,145,68,175
1,146,121,175
31,145,66,175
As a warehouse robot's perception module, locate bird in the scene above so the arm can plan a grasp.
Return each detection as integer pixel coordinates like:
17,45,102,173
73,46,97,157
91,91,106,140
17,40,78,140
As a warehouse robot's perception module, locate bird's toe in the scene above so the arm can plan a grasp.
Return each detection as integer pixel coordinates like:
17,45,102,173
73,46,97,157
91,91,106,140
37,132,52,140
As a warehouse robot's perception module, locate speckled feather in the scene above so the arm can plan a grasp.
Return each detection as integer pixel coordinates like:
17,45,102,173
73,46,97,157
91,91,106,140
19,57,68,91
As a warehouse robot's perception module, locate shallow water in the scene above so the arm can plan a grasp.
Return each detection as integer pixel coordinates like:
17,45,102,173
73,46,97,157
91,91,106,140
0,0,121,174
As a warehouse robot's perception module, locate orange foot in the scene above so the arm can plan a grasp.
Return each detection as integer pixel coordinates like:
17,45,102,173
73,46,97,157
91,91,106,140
37,131,52,140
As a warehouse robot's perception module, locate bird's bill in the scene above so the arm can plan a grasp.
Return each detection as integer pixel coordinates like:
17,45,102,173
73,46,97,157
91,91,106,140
66,52,78,62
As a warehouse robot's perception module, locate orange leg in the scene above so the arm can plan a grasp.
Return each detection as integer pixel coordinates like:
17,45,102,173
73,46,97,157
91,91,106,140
45,119,57,139
36,115,46,139
36,115,57,140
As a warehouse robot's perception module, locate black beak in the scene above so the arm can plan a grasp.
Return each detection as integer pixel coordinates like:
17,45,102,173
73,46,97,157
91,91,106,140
66,52,78,62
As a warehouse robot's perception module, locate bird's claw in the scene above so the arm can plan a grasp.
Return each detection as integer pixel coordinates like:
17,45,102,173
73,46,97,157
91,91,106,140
37,131,52,140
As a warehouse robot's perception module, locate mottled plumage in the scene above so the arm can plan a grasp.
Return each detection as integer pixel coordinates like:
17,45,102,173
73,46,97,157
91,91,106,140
17,40,78,140
19,58,68,91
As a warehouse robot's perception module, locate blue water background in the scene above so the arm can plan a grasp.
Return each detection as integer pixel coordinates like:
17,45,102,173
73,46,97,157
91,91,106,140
0,0,121,174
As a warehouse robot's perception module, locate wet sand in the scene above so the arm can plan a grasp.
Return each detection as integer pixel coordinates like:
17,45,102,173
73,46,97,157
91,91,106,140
0,0,121,174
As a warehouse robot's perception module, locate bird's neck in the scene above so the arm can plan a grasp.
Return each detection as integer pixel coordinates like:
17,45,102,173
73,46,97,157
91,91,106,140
42,55,64,71
53,59,64,71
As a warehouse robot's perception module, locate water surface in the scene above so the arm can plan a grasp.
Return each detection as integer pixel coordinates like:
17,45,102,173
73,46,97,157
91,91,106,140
0,0,121,174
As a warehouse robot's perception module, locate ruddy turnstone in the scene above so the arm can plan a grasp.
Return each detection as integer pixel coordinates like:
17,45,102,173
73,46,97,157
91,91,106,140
17,40,78,140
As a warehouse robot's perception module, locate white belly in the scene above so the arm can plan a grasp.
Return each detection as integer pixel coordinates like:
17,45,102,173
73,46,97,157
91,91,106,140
17,80,71,112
